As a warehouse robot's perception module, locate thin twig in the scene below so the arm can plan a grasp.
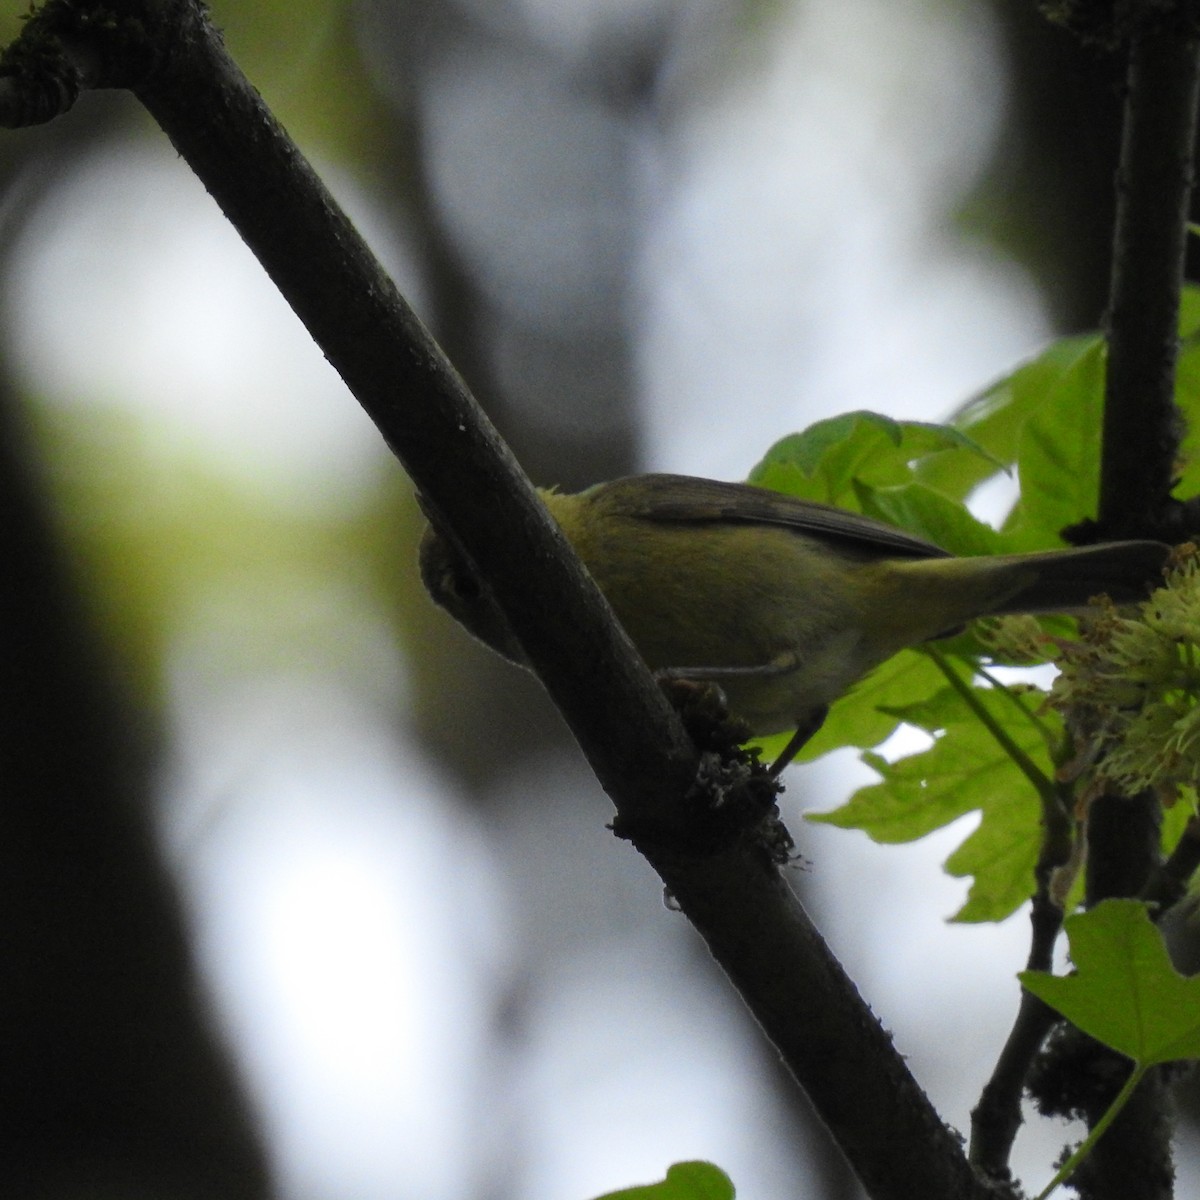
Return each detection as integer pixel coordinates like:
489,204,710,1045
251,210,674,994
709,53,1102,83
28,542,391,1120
1141,813,1200,912
969,890,1066,1177
966,664,1073,1178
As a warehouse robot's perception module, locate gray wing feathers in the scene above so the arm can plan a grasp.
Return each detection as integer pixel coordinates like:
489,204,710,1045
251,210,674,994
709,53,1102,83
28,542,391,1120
594,473,952,560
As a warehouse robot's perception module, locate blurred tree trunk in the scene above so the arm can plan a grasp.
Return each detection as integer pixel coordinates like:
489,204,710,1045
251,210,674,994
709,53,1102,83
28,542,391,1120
0,368,272,1195
980,0,1125,332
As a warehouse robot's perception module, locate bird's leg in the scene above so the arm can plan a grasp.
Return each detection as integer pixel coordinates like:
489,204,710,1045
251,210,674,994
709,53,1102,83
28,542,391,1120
768,706,829,777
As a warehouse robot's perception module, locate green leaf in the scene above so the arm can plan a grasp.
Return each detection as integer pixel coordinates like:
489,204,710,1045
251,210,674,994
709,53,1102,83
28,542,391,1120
1162,798,1197,859
853,481,1006,556
949,334,1103,460
1001,338,1106,547
761,337,1110,549
923,334,1104,504
808,679,1058,921
1172,296,1200,499
1020,899,1200,1065
1022,890,1200,1200
591,1161,735,1200
756,649,949,763
1178,280,1200,335
748,411,997,509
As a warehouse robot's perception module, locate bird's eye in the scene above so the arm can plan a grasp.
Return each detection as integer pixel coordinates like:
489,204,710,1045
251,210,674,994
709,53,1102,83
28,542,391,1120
450,569,481,601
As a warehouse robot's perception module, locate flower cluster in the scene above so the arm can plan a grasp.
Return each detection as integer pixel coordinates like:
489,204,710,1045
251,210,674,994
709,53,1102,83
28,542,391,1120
976,613,1053,664
1048,544,1200,803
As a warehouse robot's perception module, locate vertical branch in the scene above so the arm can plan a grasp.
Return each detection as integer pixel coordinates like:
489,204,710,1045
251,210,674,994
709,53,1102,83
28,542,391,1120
1098,28,1200,536
0,383,271,1196
1090,22,1200,1200
1051,20,1200,1200
969,856,1070,1176
1071,792,1174,1200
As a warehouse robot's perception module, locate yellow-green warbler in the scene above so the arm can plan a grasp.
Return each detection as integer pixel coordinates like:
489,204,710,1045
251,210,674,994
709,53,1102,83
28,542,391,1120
420,474,1170,771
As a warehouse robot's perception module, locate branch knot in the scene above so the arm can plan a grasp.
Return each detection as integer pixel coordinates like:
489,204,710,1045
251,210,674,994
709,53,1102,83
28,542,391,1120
0,0,178,126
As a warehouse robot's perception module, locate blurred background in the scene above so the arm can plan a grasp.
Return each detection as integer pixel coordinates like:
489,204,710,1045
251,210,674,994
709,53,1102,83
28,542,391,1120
0,0,1195,1197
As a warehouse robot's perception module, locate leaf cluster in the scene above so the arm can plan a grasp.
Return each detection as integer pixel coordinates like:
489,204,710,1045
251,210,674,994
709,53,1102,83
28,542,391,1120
747,289,1200,922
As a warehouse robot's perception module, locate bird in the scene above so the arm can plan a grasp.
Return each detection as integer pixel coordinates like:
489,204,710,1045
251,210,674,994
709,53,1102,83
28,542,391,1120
419,474,1171,773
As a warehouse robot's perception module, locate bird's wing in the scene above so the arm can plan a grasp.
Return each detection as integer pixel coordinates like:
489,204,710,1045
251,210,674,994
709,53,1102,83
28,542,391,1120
592,473,952,560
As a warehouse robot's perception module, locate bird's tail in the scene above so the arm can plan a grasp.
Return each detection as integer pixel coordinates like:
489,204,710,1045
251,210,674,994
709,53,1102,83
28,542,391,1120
985,540,1171,615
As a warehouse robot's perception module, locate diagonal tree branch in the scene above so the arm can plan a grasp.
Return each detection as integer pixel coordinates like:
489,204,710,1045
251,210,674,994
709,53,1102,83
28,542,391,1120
0,3,1017,1197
